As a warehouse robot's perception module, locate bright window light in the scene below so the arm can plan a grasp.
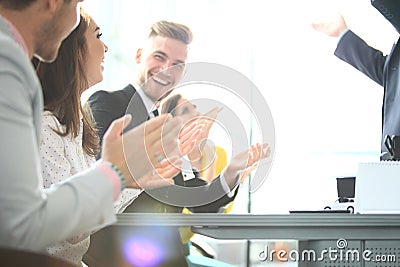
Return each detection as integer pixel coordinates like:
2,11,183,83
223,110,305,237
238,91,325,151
82,0,398,214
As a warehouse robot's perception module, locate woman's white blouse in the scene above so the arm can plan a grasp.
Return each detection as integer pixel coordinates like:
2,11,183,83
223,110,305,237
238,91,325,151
40,111,140,266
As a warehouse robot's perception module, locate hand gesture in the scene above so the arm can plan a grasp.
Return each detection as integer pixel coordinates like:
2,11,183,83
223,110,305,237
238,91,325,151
128,157,182,189
177,121,204,156
224,143,271,189
311,13,348,38
183,107,223,164
101,114,182,187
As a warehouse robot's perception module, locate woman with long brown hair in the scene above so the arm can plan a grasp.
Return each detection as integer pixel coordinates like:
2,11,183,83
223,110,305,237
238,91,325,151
35,9,185,265
35,9,111,266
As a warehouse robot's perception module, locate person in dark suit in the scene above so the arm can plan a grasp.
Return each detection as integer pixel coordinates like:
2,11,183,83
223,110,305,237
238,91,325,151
312,2,400,153
86,20,269,267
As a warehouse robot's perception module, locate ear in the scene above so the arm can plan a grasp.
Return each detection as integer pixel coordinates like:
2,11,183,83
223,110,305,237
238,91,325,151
135,48,143,64
45,0,62,13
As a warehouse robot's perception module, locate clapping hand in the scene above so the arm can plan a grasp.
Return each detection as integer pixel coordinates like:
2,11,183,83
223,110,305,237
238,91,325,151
187,107,223,162
177,121,204,156
128,157,182,189
101,114,184,188
224,143,271,189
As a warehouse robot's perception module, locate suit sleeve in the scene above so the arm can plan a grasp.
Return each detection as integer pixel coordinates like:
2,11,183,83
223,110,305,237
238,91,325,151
184,174,238,213
188,186,239,213
334,30,387,86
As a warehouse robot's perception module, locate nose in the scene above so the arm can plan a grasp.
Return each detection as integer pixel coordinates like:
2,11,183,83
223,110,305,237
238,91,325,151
160,60,173,71
103,42,109,53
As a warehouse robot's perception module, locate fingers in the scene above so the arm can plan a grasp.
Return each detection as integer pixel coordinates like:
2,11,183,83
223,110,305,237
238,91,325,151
130,157,182,189
311,22,323,32
158,141,180,163
122,114,172,147
186,107,222,136
145,114,172,132
159,117,183,144
310,13,347,38
142,115,176,146
246,142,271,168
120,114,182,178
155,157,182,178
101,115,133,180
263,143,272,158
105,114,131,140
136,173,174,189
179,139,196,156
198,107,221,131
240,164,258,183
179,121,203,141
256,143,264,160
246,144,258,168
144,116,182,162
256,142,271,159
155,156,182,170
179,123,203,155
179,120,197,138
237,143,271,183
202,106,223,121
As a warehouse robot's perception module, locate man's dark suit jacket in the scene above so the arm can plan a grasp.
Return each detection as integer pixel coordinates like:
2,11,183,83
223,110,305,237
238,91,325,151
335,30,400,152
84,84,238,266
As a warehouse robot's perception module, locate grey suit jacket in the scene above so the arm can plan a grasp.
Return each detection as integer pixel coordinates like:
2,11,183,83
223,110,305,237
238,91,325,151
335,30,400,152
0,16,116,251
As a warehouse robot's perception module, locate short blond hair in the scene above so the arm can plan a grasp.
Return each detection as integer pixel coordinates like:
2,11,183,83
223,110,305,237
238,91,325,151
148,20,193,45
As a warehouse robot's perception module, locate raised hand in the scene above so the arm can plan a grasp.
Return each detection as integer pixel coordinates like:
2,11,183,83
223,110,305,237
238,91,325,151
189,107,223,159
311,13,348,38
101,114,183,187
144,114,183,166
128,157,182,189
177,121,204,156
223,143,271,189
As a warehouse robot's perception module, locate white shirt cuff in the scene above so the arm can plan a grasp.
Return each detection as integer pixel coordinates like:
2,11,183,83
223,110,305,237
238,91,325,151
181,156,195,181
338,28,350,43
220,170,238,198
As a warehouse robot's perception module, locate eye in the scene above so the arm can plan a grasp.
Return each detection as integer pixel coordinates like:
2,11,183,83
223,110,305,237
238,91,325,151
154,54,165,61
96,32,103,39
173,62,185,70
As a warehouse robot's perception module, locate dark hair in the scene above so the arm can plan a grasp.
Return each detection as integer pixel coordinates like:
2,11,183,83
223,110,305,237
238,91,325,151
0,0,34,9
0,0,71,10
148,20,193,45
161,94,183,116
35,9,99,156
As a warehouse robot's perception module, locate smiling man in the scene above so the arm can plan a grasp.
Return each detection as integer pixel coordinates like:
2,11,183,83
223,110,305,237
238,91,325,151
87,21,244,215
88,20,190,151
86,20,244,267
